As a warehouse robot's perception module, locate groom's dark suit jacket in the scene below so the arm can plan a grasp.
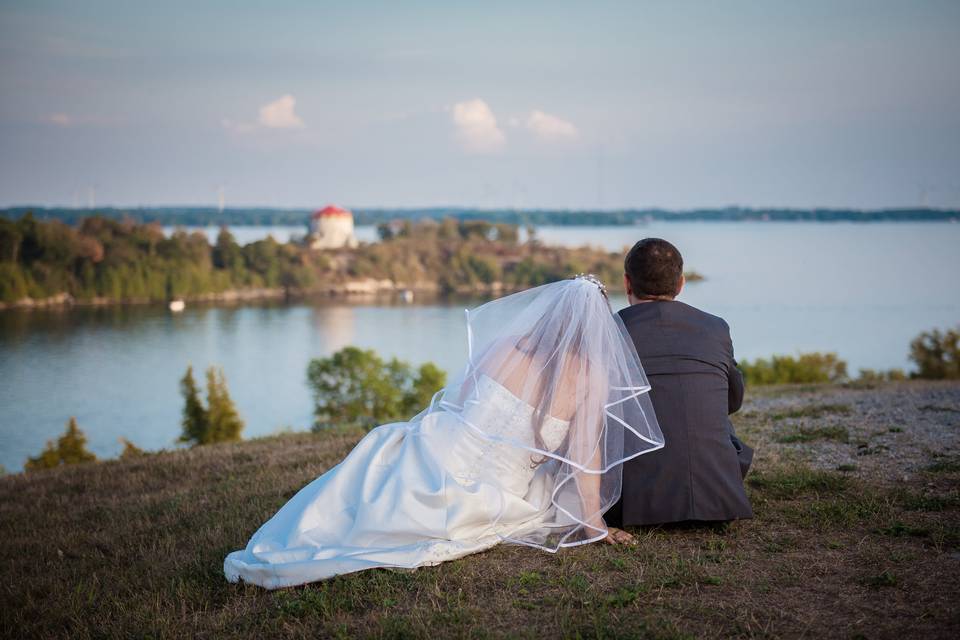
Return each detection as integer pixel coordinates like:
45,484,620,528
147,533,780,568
609,300,754,526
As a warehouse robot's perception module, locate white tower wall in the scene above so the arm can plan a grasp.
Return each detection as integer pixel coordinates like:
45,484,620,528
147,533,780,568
310,214,358,250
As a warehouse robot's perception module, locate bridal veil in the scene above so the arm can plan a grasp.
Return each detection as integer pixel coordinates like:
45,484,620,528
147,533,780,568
415,275,664,550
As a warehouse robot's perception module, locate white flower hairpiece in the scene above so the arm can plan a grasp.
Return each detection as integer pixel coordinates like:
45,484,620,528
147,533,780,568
573,273,608,299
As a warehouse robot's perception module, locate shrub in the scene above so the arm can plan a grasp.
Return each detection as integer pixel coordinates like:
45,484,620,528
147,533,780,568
25,417,97,471
119,437,146,458
308,347,446,432
909,326,960,379
739,352,848,385
177,365,245,446
856,368,907,382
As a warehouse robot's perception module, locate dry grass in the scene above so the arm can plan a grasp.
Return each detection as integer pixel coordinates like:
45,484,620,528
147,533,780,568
2,384,959,639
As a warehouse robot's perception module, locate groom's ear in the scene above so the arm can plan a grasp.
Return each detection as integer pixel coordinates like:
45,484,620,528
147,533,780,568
623,273,634,299
675,274,685,297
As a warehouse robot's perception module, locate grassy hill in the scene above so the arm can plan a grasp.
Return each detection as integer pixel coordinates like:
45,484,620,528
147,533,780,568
2,381,959,638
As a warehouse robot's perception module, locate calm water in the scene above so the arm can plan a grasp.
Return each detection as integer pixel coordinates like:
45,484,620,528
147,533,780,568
2,222,958,472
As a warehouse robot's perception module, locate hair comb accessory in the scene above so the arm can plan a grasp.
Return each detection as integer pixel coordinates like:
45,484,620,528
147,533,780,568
573,273,608,299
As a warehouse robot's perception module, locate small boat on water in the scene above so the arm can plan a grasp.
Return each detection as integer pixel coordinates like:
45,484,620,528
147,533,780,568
168,299,186,312
399,290,414,303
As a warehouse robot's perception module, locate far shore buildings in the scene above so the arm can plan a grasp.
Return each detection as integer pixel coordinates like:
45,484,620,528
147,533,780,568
309,204,358,250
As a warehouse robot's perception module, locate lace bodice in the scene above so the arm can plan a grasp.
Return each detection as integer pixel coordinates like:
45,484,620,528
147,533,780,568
463,374,570,449
441,374,571,495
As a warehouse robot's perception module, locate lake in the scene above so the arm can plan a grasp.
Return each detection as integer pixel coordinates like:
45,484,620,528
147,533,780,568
2,222,958,472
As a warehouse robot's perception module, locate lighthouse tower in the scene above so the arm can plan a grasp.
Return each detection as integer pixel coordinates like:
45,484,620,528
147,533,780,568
309,205,358,250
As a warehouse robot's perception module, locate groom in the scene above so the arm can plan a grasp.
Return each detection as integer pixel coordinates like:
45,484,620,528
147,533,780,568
605,238,753,538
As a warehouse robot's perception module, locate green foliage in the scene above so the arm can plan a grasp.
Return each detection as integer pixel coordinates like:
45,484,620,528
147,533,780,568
739,352,848,385
119,437,146,459
24,417,97,471
0,262,30,300
348,217,632,292
0,213,647,304
0,214,319,304
307,347,447,431
856,368,907,382
205,367,245,443
179,366,209,445
411,362,446,414
178,365,245,446
909,326,960,379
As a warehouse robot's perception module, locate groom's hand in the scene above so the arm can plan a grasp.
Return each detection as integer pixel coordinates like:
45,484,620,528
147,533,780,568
604,526,637,545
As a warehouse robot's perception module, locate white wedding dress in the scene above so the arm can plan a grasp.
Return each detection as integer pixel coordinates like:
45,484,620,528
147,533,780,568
224,374,571,589
223,277,664,590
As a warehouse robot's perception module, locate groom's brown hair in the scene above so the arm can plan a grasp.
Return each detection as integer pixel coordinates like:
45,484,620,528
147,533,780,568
624,238,683,298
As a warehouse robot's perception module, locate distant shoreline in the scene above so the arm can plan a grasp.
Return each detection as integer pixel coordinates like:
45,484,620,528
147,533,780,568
0,281,446,312
3,205,957,228
0,272,707,312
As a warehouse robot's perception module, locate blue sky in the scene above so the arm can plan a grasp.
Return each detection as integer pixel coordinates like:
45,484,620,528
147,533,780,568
1,1,958,209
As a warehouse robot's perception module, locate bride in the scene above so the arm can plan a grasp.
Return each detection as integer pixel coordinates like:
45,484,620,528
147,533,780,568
224,275,664,589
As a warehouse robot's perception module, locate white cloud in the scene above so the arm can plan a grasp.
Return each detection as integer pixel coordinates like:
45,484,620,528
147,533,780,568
222,94,305,134
525,110,578,141
451,99,505,153
258,94,304,129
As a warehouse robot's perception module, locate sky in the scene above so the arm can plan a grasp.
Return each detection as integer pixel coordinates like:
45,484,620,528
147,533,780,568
1,0,959,210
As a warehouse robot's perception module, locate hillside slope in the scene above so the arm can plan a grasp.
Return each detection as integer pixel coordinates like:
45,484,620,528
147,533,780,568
2,382,958,638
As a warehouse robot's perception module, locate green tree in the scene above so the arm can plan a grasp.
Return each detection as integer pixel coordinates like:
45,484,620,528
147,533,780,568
25,417,97,471
205,366,245,443
405,362,447,416
0,263,29,302
178,365,244,445
0,218,22,262
178,365,209,445
909,326,960,379
857,368,908,382
307,347,446,431
212,227,243,271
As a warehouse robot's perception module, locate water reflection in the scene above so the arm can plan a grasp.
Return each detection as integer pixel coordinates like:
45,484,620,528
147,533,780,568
311,305,357,355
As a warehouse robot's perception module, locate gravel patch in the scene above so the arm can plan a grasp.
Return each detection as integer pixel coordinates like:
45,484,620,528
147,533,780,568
738,381,960,483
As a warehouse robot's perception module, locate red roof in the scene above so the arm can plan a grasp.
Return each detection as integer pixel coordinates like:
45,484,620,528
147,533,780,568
312,205,352,219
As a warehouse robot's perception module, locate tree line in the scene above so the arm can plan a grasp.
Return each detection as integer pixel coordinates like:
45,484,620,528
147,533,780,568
0,213,643,304
0,214,326,304
3,205,957,227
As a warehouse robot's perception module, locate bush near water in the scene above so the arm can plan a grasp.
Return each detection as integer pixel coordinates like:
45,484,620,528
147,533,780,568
178,365,245,446
738,325,958,385
307,346,446,432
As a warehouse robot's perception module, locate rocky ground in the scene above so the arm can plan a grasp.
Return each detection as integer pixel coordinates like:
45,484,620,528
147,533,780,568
736,380,960,483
